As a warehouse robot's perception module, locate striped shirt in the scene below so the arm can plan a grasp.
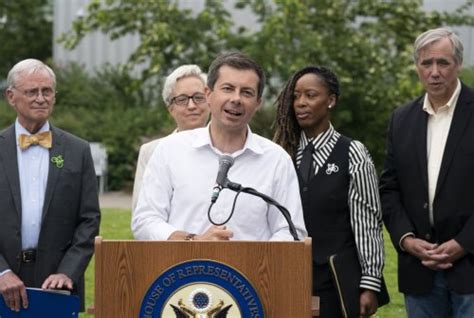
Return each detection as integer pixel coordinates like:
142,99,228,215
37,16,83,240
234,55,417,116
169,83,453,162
297,125,384,292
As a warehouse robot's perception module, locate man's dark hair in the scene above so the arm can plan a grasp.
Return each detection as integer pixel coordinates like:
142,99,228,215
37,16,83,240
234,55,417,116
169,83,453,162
207,52,266,99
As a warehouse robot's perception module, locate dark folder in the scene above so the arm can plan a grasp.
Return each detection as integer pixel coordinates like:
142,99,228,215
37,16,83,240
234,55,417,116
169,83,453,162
329,248,390,318
0,287,80,317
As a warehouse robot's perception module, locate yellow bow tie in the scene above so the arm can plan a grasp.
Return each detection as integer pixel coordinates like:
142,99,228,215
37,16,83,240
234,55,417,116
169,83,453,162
19,131,52,150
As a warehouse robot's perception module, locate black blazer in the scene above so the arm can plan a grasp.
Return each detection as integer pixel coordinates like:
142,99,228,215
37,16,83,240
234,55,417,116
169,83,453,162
380,83,474,294
0,124,101,309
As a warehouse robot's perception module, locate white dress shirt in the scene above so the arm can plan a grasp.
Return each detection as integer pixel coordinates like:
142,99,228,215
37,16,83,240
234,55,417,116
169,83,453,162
132,125,307,241
15,119,50,250
424,79,461,226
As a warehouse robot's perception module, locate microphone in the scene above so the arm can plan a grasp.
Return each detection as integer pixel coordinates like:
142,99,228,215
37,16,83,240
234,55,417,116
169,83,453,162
211,154,234,203
207,156,298,240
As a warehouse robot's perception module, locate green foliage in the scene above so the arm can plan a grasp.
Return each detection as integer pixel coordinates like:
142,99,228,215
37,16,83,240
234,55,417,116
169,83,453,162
58,0,239,82
241,0,471,167
0,0,53,77
0,99,16,129
51,63,174,190
250,105,278,140
58,0,474,172
377,227,406,317
460,65,474,86
81,208,133,315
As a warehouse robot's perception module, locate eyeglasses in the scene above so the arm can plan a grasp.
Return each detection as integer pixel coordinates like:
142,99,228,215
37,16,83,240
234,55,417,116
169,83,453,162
170,93,206,106
13,87,56,99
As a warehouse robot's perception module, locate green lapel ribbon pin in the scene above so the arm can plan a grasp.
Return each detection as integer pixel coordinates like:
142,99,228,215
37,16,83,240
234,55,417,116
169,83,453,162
51,155,64,168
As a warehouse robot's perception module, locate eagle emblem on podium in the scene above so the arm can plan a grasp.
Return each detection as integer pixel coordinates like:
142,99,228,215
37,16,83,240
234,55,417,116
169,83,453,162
170,288,233,318
139,260,264,318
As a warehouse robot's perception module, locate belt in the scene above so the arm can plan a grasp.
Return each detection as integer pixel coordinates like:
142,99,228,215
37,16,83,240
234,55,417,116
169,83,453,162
21,249,36,263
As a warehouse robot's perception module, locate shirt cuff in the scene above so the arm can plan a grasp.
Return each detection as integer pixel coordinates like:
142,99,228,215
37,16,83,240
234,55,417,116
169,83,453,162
399,232,415,251
360,275,381,292
0,269,12,277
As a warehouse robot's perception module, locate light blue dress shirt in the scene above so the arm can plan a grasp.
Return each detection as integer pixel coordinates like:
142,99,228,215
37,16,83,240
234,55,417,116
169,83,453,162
15,119,50,250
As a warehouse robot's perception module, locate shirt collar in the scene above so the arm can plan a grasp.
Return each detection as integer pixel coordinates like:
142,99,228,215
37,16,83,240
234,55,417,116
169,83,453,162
300,124,335,150
422,79,461,115
15,119,50,145
192,123,263,156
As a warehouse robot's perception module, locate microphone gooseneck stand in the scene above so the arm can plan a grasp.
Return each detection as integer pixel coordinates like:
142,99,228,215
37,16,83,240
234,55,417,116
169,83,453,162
208,180,300,241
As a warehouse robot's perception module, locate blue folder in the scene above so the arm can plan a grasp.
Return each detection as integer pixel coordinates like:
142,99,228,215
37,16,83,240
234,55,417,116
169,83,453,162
0,287,80,317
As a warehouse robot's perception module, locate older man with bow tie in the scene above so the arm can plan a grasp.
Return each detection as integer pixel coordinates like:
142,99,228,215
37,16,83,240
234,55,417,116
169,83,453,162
0,59,100,313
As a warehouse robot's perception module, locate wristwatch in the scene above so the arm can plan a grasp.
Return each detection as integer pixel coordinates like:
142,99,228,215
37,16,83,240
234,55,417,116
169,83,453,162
185,233,197,241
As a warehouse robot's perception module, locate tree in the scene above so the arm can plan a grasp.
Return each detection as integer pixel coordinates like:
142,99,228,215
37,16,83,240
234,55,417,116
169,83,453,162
51,62,174,190
59,0,241,83
0,0,53,77
58,0,474,174
239,0,474,165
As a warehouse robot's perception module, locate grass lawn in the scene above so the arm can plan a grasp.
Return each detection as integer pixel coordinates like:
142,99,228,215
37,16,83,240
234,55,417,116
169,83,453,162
80,208,134,317
80,208,406,317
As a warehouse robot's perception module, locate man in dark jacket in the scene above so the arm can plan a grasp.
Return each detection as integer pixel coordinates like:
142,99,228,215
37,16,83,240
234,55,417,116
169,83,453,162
380,27,474,317
0,59,100,312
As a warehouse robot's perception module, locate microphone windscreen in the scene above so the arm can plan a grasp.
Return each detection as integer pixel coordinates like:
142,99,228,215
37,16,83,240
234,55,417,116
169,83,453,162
219,154,234,166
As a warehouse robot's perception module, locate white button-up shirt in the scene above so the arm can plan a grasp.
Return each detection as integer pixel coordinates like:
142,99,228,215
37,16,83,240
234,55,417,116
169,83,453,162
15,119,50,249
423,79,461,226
132,125,307,241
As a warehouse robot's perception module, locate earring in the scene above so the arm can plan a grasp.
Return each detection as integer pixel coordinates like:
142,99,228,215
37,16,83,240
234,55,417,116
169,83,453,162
328,104,333,109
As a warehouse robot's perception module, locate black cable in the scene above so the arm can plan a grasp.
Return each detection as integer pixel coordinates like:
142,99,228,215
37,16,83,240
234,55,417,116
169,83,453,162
238,187,299,241
208,188,245,226
208,183,300,241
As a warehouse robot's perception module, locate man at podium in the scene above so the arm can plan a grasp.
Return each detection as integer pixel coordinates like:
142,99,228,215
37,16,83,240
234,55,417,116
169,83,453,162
132,52,307,242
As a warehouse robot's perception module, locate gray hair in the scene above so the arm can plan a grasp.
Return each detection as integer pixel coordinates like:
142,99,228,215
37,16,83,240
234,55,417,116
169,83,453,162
7,58,56,89
162,64,207,106
414,27,464,65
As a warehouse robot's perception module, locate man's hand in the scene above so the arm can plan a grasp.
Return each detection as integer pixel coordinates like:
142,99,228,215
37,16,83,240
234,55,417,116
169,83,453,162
0,271,28,312
168,226,233,241
402,236,446,270
359,290,378,317
41,273,73,290
422,239,466,270
195,225,233,241
401,236,438,261
402,236,466,270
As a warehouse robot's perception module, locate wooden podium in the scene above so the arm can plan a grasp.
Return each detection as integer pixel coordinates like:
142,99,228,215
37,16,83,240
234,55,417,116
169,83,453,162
93,237,313,317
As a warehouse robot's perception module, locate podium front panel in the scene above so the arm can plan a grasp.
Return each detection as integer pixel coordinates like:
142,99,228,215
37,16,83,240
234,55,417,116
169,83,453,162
94,238,312,317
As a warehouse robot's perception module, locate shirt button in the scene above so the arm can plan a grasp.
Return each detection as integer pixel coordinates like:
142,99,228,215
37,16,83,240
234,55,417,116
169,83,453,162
423,202,428,209
425,233,431,240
